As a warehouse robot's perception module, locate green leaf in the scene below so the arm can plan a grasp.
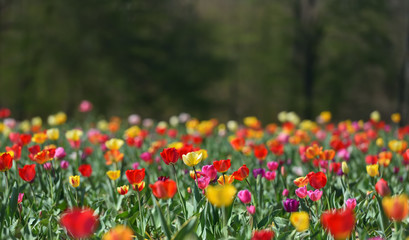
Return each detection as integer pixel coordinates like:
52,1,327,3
8,185,19,219
172,216,198,240
153,197,172,240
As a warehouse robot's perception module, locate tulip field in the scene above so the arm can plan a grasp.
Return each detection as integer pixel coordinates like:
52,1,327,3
1,105,409,240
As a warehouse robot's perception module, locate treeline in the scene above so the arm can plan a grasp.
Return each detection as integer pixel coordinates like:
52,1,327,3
0,0,408,123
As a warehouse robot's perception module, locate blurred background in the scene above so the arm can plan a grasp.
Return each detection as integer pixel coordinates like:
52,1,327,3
0,0,408,123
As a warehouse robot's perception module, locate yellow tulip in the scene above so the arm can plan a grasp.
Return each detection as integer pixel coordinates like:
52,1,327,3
195,149,208,160
342,161,349,174
105,138,124,150
69,175,80,188
370,111,380,122
391,113,401,123
32,132,47,144
376,138,384,147
319,111,332,123
65,129,83,141
290,211,309,232
19,120,31,132
97,120,109,131
46,128,59,140
182,151,203,167
124,126,141,138
217,175,234,185
366,164,379,177
382,194,409,221
103,225,134,240
206,184,237,208
31,116,42,127
168,142,184,149
107,170,120,180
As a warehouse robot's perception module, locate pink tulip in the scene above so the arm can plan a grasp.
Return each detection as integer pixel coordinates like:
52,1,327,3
238,190,252,204
78,100,93,112
197,177,210,190
295,186,308,199
267,162,279,171
264,171,276,181
307,190,323,201
247,205,256,215
202,165,217,180
345,198,357,210
282,189,289,197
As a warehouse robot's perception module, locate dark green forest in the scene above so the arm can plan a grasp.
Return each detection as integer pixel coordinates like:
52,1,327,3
0,0,408,122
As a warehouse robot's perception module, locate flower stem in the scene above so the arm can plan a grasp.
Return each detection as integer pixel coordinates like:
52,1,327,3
172,164,187,219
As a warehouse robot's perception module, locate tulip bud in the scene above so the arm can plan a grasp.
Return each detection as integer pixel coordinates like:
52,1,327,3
375,178,391,197
247,205,256,215
282,189,289,197
342,161,349,174
238,190,252,204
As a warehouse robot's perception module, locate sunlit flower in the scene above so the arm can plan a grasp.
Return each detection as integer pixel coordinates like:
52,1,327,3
290,211,309,232
69,175,80,188
206,184,237,207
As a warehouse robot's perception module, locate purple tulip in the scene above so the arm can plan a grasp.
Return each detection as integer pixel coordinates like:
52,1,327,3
283,199,299,212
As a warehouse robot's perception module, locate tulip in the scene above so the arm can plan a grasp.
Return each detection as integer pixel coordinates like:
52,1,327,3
247,205,256,215
295,186,308,199
65,129,83,142
217,175,234,185
264,171,276,181
307,190,323,201
182,151,203,167
60,208,98,239
46,128,59,140
290,211,309,232
382,194,409,221
197,177,210,190
206,184,237,207
283,199,300,212
0,152,13,172
105,171,120,181
117,185,129,195
342,161,349,174
282,189,289,197
366,164,379,177
43,162,52,170
160,147,179,165
104,150,124,165
202,165,217,180
132,181,145,192
253,144,268,160
251,230,274,240
78,164,92,177
125,169,145,185
60,160,69,169
294,176,309,187
78,100,93,112
33,148,55,165
307,172,327,189
69,175,80,188
18,193,24,204
238,190,252,204
375,178,390,197
321,209,355,240
345,198,357,210
105,138,124,150
149,179,177,200
19,164,36,183
140,152,152,163
55,147,66,159
253,168,265,178
232,164,250,181
213,159,231,173
102,225,133,240
32,132,47,144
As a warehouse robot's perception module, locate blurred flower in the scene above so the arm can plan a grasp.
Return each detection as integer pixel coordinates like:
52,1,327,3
46,128,59,141
160,147,179,165
32,132,47,144
102,225,133,240
60,208,98,239
294,176,309,188
213,159,231,173
265,171,276,181
18,193,24,204
238,190,252,204
307,172,327,189
78,100,93,112
33,148,55,164
60,160,69,169
182,151,203,167
366,164,379,177
267,161,279,171
253,168,265,178
43,162,52,170
117,185,129,195
0,152,13,172
55,147,66,159
78,164,92,177
197,177,210,190
150,179,177,200
125,169,145,185
217,175,234,185
19,164,36,183
206,184,237,207
282,188,289,197
106,170,120,181
69,175,80,188
48,112,67,126
321,209,355,240
290,211,309,232
128,114,141,125
105,138,124,150
251,230,274,240
370,111,380,122
140,152,152,163
382,194,409,221
341,161,349,174
247,205,256,215
306,144,322,159
295,186,308,199
308,190,323,201
232,164,250,181
391,113,401,123
375,178,390,197
104,150,124,165
253,144,268,160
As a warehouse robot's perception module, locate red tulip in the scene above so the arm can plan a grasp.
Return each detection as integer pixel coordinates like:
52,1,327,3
149,179,177,200
307,171,327,189
253,144,268,160
126,168,145,185
365,155,378,165
20,134,32,146
28,145,41,161
321,209,355,240
6,144,22,160
78,164,92,177
60,208,98,239
213,159,231,173
18,164,36,183
160,148,179,165
232,164,250,181
0,153,13,172
251,230,275,240
375,178,391,197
